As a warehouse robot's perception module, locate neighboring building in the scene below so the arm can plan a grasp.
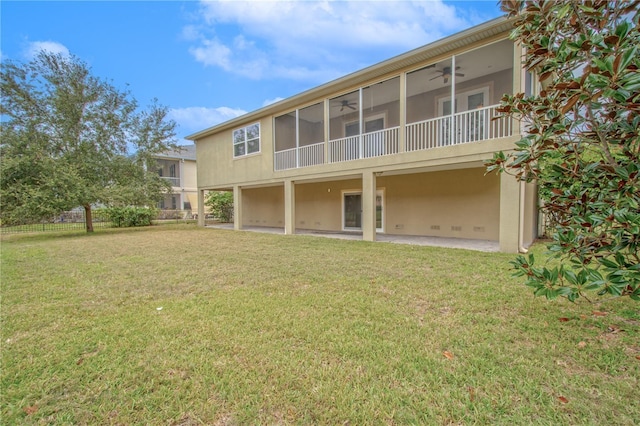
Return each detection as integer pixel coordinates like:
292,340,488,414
154,145,198,215
187,17,538,253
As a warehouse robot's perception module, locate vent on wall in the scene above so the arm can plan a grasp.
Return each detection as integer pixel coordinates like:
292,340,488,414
430,225,440,230
395,224,404,229
473,226,485,233
451,226,462,232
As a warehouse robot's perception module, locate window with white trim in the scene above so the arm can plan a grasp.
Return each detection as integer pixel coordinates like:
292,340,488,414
233,123,260,157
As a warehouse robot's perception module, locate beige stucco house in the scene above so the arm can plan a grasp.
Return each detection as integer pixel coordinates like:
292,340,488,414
154,145,199,214
187,16,538,253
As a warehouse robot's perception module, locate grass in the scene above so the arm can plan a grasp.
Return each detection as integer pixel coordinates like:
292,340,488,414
1,225,639,425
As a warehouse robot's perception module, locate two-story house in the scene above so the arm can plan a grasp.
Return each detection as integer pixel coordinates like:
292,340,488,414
154,144,199,215
187,16,538,253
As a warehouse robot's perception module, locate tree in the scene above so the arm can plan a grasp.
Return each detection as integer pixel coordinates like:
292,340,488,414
204,191,234,222
1,51,179,231
486,0,640,301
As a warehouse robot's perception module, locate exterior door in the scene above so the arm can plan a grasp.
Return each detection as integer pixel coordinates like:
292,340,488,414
343,193,362,229
343,191,384,231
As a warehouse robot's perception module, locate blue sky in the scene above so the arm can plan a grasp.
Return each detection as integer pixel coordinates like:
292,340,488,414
1,0,503,144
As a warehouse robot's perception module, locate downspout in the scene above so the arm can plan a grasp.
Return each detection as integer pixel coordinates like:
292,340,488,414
519,179,528,253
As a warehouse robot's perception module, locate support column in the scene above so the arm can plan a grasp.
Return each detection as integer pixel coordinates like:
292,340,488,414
399,72,406,153
197,189,205,227
179,159,185,209
284,179,295,235
362,171,377,242
233,185,243,231
513,42,524,136
499,174,520,253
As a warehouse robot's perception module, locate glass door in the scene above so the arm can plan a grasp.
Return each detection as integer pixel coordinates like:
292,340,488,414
343,193,362,229
343,191,384,231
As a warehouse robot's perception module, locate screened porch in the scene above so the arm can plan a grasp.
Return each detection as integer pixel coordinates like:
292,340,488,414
274,39,515,171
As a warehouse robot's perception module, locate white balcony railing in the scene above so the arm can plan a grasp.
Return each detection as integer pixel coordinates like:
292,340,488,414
405,116,451,151
161,176,180,186
299,142,325,167
406,104,511,151
274,143,325,171
274,105,512,170
274,147,297,171
328,135,360,163
362,127,400,158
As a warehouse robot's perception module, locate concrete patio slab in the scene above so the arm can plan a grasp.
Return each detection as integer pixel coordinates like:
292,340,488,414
206,224,500,252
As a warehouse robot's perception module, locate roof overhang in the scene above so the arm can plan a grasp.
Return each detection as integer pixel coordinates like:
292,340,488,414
186,15,513,141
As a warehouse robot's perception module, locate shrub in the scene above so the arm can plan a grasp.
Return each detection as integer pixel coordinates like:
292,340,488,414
204,191,234,222
103,206,158,227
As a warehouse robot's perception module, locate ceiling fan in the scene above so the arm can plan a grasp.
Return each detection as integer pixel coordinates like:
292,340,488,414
335,99,357,111
430,66,465,84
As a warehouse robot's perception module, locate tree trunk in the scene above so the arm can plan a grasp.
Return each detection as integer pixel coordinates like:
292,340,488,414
84,204,94,233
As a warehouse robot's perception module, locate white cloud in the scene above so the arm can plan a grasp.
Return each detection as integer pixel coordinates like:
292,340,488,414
189,38,232,70
262,97,284,107
169,106,247,134
186,0,489,82
25,41,70,59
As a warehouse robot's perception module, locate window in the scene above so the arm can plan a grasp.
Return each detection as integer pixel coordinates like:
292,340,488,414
437,87,489,116
345,114,386,136
233,123,260,157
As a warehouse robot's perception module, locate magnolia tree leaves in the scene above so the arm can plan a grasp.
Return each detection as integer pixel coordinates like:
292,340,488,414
486,0,640,301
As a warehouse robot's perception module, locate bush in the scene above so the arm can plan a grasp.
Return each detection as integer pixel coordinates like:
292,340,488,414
103,207,158,227
204,191,234,222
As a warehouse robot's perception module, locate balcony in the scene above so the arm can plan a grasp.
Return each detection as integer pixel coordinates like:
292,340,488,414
274,104,511,170
161,176,180,187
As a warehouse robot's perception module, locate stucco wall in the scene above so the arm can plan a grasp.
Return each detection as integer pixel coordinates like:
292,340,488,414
295,179,362,231
197,117,275,189
382,168,500,240
242,186,285,227
182,160,197,190
240,168,499,240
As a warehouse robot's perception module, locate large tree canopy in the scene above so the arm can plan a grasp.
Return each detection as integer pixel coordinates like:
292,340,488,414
487,0,639,301
1,52,179,231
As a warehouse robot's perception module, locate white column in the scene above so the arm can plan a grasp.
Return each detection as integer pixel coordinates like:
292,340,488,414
399,72,407,153
362,171,377,242
233,185,243,231
324,99,330,164
197,189,205,227
179,159,185,205
284,180,295,235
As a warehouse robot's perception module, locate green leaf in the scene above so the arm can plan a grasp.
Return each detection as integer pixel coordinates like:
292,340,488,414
618,46,637,72
614,21,631,39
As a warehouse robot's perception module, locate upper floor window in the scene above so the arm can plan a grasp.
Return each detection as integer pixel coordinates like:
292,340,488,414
233,123,260,157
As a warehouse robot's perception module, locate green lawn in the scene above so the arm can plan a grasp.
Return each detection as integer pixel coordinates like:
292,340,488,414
1,225,638,425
